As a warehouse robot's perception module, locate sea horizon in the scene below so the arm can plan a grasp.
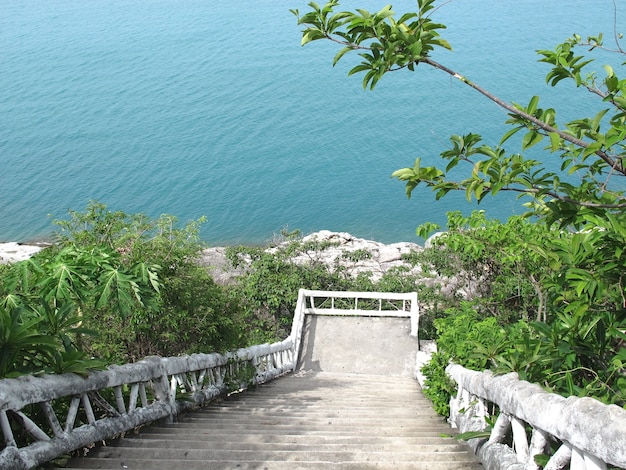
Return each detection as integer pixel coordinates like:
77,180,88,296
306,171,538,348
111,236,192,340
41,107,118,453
1,0,617,246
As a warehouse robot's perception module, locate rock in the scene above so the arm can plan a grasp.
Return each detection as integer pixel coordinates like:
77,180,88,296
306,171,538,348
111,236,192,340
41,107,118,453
294,231,423,280
1,231,430,286
200,230,425,284
0,242,45,264
198,246,246,285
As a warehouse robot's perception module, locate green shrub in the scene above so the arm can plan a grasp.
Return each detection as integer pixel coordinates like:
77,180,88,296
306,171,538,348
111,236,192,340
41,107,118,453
421,302,508,415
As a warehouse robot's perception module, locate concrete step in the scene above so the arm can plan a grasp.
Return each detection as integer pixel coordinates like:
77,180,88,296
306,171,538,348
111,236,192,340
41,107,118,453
67,459,481,470
78,448,481,462
114,434,459,446
127,427,459,438
112,437,472,452
66,371,481,469
175,416,444,430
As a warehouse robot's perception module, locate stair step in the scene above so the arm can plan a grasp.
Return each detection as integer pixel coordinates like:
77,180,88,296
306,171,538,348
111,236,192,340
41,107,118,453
112,437,470,452
116,434,457,446
156,425,454,435
67,458,482,470
126,428,458,438
65,371,481,469
81,448,479,462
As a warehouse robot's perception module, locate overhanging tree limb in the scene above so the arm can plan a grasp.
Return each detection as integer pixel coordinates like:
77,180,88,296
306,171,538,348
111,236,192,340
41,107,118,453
420,57,623,174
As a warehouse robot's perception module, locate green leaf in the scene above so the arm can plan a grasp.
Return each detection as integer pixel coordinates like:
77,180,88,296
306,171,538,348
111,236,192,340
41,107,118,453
527,95,540,114
456,430,492,441
301,29,326,46
333,46,353,66
521,130,543,149
548,131,561,151
500,126,521,145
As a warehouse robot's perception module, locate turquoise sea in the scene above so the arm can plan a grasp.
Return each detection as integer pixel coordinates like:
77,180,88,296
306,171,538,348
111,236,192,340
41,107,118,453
0,0,618,245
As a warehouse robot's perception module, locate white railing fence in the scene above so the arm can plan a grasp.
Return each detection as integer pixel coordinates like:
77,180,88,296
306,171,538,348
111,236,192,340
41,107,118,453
446,363,626,470
0,339,294,470
0,288,418,469
289,288,419,359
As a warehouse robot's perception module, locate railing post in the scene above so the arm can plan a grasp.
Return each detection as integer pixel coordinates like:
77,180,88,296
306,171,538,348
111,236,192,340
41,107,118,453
511,416,529,463
289,288,307,371
145,356,176,423
0,410,16,448
409,292,419,337
526,428,550,470
446,363,626,470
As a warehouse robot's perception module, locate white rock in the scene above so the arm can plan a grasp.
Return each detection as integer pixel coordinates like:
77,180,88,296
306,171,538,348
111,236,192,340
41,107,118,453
0,242,44,264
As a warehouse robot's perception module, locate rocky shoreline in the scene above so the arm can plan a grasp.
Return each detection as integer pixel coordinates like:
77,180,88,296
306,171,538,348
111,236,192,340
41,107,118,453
200,230,424,284
2,231,426,283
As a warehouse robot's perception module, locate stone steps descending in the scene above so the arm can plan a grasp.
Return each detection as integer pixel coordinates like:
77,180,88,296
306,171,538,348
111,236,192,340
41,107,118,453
66,371,482,470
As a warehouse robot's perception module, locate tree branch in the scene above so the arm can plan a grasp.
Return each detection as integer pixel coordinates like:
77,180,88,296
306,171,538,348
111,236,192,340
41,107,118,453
439,184,626,209
421,57,625,175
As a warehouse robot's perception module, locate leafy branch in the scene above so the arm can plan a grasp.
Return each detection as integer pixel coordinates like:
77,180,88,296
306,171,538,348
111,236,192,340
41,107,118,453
293,0,626,215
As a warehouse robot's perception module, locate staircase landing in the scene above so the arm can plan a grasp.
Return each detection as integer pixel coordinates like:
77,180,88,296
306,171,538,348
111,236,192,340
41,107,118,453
67,371,481,469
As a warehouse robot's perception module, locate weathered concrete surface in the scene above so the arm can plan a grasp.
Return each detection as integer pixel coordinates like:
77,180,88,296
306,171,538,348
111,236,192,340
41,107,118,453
448,364,626,469
66,372,482,470
297,315,418,377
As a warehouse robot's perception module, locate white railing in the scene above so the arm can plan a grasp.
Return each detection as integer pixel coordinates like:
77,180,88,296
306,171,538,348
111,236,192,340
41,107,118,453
446,363,626,470
0,289,418,469
0,340,294,470
289,289,419,365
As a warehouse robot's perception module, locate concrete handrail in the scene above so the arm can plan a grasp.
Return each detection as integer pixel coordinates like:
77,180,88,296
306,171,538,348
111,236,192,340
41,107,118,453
0,339,294,470
446,363,626,470
0,288,418,469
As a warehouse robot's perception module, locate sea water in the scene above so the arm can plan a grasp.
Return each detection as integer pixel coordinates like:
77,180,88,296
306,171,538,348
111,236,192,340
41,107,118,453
0,0,617,245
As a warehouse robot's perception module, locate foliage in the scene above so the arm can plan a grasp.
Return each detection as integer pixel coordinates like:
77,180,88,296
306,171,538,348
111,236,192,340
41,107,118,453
0,202,246,370
53,202,247,362
226,236,354,342
226,233,428,343
414,213,626,411
0,241,149,376
295,0,626,410
224,359,257,394
0,305,57,378
294,2,626,216
421,350,455,416
434,303,507,371
414,211,567,323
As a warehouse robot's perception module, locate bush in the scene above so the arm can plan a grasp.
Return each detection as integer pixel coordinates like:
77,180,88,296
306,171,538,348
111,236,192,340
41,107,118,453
0,202,250,368
421,302,508,416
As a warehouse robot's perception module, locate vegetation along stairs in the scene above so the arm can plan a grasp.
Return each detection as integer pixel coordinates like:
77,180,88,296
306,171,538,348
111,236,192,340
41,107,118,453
2,292,625,469
63,290,480,469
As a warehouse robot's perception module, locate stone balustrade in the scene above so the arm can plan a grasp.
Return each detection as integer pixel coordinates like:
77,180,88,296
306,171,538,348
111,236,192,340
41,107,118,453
446,363,626,470
0,288,419,469
2,287,623,470
292,288,419,335
0,339,294,469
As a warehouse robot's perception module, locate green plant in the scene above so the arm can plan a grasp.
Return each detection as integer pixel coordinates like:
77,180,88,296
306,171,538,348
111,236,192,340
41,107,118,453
226,240,351,342
0,202,250,367
294,0,626,409
226,237,429,343
414,211,566,324
421,351,455,416
53,202,248,362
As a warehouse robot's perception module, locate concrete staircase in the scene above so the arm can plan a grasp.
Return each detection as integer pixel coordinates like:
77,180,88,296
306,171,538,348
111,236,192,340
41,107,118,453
66,371,481,469
65,314,482,469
